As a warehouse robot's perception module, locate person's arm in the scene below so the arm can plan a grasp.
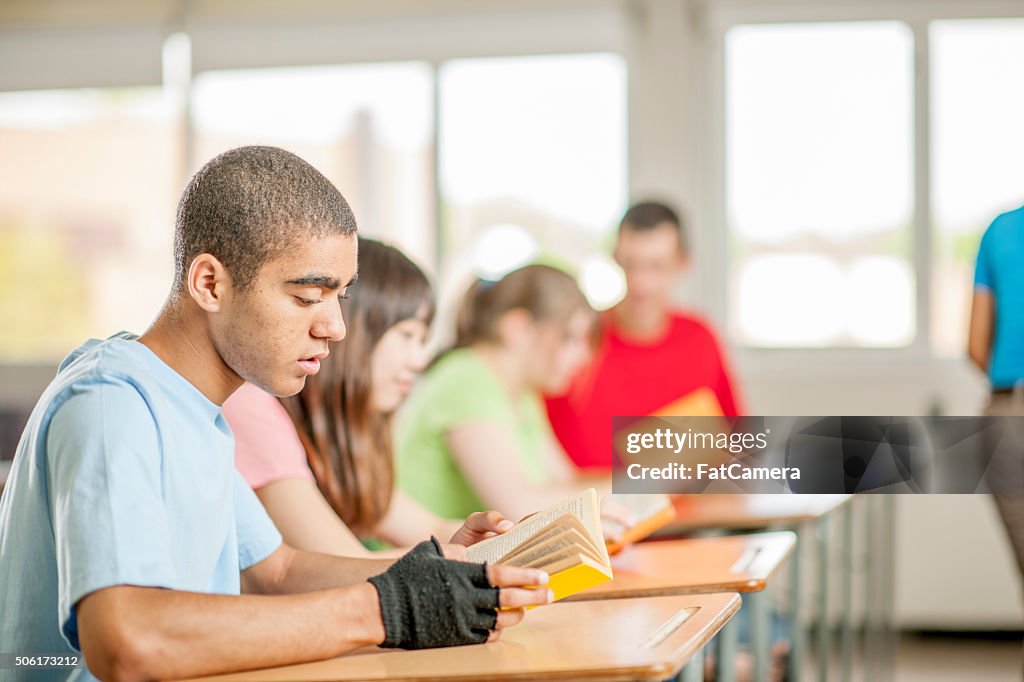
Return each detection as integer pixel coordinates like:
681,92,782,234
375,490,463,546
77,579,384,682
77,543,552,682
445,420,596,521
968,288,995,374
446,423,636,540
257,477,515,559
255,477,373,557
375,492,517,548
541,436,579,485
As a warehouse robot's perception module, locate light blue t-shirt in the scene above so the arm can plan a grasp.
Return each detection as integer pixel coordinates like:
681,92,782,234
0,333,282,681
974,205,1024,389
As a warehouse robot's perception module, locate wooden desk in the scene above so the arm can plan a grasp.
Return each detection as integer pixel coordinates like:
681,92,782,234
570,532,794,682
656,494,854,682
180,593,740,682
567,531,795,600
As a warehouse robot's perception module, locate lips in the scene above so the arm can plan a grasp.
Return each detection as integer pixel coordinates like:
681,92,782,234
298,351,328,376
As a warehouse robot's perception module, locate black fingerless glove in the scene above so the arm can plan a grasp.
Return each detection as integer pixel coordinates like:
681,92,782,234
368,537,499,649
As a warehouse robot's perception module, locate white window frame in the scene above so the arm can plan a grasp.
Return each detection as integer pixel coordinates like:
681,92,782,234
704,0,1024,368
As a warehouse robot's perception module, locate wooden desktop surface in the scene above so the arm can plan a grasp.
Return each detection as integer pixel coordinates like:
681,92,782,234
568,531,795,601
658,494,852,533
178,593,741,682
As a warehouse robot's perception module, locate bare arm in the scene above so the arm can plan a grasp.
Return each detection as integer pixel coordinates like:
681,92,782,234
258,480,512,559
446,423,636,539
376,493,517,549
968,288,995,374
542,436,580,485
243,542,393,595
256,478,372,557
76,543,550,681
445,421,600,521
77,580,384,682
375,490,462,547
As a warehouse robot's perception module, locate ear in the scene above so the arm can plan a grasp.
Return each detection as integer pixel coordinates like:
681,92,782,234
496,308,534,348
187,253,232,313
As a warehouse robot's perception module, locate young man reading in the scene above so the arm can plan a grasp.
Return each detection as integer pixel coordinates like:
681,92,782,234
545,201,744,469
0,146,550,682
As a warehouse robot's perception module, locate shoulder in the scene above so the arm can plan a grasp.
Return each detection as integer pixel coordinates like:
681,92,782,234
985,205,1024,237
668,311,724,345
42,351,163,472
406,349,508,427
422,349,492,392
47,337,157,422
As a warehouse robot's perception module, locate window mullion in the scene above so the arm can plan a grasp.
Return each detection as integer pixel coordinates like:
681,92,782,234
911,19,933,355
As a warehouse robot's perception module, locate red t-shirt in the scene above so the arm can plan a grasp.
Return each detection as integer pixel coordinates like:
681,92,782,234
545,312,743,470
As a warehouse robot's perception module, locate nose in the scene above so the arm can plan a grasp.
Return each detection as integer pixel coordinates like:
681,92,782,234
409,341,429,373
313,296,346,343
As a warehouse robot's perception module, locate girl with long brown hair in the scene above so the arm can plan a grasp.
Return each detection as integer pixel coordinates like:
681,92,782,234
224,238,513,555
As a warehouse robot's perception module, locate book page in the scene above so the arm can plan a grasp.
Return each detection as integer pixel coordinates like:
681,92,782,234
466,488,600,564
522,546,581,571
503,523,602,568
500,522,575,564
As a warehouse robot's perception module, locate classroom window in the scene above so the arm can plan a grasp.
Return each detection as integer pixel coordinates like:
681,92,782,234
930,19,1024,356
725,22,915,348
437,53,628,310
191,62,436,269
0,87,180,361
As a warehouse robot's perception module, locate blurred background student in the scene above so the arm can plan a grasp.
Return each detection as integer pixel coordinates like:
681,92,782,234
224,238,514,556
969,204,1024,611
545,202,743,471
395,265,634,529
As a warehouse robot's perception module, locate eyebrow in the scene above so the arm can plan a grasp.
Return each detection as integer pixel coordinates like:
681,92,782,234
286,272,358,291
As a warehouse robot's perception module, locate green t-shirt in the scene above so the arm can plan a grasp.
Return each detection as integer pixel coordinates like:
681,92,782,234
395,348,550,519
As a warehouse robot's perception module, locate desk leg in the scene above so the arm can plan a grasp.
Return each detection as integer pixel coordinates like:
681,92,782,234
863,495,878,682
790,522,808,682
882,495,897,682
680,648,704,682
717,616,739,682
841,502,854,682
817,516,830,682
750,589,771,682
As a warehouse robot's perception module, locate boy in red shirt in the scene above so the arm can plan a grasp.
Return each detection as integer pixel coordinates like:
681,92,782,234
546,201,744,470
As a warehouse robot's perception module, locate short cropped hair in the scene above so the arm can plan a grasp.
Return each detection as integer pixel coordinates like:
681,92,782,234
618,201,687,253
173,145,357,294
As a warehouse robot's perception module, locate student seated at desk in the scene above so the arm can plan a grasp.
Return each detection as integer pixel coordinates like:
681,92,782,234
0,147,550,682
545,201,744,470
225,238,511,555
395,265,634,531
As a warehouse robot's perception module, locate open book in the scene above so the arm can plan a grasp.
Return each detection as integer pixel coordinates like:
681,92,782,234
604,493,677,555
466,488,613,603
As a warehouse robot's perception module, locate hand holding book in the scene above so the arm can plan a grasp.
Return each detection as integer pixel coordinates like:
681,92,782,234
465,489,614,603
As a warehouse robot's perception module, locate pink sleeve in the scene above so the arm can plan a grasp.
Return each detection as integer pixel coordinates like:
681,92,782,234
223,382,315,490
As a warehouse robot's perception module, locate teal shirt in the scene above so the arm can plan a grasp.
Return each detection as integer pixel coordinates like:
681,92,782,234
975,205,1024,389
395,348,550,519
